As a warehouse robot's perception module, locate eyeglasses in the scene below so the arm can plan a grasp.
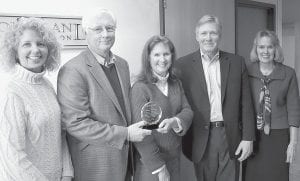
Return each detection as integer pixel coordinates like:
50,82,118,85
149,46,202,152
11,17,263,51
88,26,116,34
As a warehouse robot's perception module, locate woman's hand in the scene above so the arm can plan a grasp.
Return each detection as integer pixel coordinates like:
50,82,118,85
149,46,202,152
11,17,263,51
157,118,178,134
286,142,297,163
287,126,298,163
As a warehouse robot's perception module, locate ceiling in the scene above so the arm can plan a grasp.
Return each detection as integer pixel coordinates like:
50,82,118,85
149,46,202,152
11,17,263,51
283,0,300,23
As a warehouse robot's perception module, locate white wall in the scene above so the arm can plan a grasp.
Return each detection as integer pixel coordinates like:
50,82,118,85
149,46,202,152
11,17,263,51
282,20,300,90
282,23,296,67
0,0,160,88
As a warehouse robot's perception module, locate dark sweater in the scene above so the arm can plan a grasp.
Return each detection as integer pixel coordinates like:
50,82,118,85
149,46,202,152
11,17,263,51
101,64,126,117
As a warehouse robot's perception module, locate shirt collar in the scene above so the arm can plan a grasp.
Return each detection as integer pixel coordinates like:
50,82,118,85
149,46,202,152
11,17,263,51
247,61,285,80
89,48,116,67
200,49,220,62
153,71,169,84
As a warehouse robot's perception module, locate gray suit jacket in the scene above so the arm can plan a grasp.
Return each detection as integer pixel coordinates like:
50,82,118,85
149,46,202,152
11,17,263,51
57,48,131,181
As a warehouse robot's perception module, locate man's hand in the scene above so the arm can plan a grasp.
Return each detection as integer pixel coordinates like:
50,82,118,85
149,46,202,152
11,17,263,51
128,121,152,142
157,165,170,181
235,140,253,162
157,118,178,134
286,142,297,163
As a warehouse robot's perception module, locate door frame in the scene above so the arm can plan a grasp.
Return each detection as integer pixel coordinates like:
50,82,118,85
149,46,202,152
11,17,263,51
235,0,276,53
159,0,166,35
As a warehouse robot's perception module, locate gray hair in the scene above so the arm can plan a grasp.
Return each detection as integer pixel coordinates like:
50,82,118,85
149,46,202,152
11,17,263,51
82,8,117,32
195,14,222,35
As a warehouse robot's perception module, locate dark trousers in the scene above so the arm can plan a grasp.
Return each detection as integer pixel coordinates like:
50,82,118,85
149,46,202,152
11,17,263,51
244,129,289,181
126,143,135,181
194,127,238,181
125,171,133,181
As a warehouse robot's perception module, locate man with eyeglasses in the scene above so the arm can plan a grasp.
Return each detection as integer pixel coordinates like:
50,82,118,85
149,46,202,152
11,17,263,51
57,8,151,181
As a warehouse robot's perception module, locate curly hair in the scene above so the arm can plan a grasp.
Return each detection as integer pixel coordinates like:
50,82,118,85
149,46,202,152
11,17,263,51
0,17,60,72
136,35,177,84
250,30,284,63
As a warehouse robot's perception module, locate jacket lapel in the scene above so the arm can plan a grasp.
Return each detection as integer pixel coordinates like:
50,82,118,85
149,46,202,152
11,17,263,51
191,51,209,97
84,49,126,122
219,51,230,104
115,59,131,123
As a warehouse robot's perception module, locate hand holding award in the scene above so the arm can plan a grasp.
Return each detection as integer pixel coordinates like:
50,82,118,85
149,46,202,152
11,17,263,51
141,101,162,130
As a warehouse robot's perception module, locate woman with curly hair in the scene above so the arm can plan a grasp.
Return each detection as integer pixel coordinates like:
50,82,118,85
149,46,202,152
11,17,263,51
0,17,73,181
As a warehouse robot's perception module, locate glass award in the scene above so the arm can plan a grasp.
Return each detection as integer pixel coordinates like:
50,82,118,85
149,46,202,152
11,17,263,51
141,101,162,130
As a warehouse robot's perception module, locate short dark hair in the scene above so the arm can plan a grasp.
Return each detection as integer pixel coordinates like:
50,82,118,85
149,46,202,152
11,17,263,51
136,35,177,84
250,30,284,63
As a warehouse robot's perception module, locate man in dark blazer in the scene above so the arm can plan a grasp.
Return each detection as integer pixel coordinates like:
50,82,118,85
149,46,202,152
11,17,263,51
57,8,151,181
175,15,255,181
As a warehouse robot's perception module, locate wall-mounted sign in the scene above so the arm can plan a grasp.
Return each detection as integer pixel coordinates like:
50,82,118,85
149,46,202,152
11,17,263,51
0,14,87,48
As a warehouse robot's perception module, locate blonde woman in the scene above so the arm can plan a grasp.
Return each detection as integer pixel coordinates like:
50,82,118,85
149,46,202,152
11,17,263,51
245,30,300,181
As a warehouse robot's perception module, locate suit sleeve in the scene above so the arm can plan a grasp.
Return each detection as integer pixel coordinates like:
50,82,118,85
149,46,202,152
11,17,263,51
61,127,74,177
241,58,256,141
174,58,193,161
286,70,300,127
174,80,193,136
57,65,127,150
131,83,165,172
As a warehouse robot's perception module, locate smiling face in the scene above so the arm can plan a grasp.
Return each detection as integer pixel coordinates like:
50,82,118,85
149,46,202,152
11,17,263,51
150,42,172,77
17,29,48,73
256,36,275,64
196,22,220,56
85,13,116,56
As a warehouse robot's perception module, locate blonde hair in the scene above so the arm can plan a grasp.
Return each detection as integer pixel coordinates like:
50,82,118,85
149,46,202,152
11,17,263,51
250,30,284,63
0,17,61,71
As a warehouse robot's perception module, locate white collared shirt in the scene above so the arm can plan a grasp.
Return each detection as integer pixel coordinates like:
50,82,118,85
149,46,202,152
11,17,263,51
200,50,224,122
153,71,169,96
89,48,116,67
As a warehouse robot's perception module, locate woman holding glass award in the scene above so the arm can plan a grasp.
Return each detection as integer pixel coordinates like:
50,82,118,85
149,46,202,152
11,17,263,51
131,35,193,181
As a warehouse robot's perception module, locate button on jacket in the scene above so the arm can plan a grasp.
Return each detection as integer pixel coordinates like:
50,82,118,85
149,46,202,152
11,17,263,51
247,62,300,129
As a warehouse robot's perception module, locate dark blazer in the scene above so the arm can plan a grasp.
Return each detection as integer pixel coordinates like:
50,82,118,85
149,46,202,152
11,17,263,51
175,50,255,163
57,48,131,181
247,62,300,129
